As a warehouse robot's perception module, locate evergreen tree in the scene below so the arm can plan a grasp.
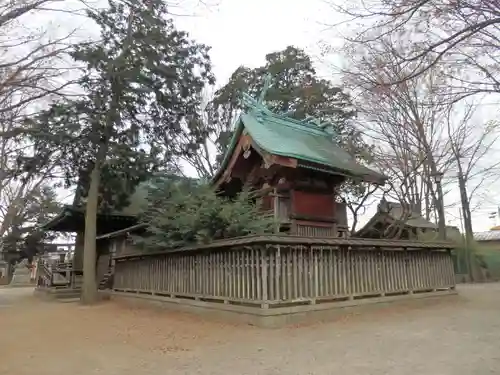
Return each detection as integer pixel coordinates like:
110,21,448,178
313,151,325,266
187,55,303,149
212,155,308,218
181,46,371,178
26,0,214,303
1,185,60,259
135,177,275,250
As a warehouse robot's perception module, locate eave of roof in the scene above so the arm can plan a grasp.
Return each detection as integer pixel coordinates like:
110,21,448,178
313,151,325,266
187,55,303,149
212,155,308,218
212,121,245,185
475,231,500,242
40,206,74,231
96,223,147,240
41,174,195,233
40,205,137,233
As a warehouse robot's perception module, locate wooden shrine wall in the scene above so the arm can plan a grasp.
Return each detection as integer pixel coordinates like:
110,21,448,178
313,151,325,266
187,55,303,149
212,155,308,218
292,190,335,218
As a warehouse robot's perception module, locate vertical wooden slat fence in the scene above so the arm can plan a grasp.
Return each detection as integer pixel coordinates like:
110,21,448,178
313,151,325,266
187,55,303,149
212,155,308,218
113,236,456,308
296,225,336,238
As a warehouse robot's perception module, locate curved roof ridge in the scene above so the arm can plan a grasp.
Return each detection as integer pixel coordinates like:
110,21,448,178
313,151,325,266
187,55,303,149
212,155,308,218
253,110,331,137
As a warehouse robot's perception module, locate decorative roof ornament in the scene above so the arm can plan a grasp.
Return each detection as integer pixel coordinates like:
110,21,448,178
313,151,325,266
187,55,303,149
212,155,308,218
240,74,338,138
241,74,274,118
304,115,338,137
258,73,272,104
304,115,325,127
304,115,330,129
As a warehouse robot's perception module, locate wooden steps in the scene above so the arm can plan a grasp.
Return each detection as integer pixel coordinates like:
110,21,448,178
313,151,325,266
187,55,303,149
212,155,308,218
98,272,114,290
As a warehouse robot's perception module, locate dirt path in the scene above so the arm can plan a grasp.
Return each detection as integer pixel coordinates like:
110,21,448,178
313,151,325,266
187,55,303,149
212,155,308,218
1,284,500,375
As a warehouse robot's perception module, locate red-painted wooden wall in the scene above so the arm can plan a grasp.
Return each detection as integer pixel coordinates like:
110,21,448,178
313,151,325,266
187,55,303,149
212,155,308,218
261,195,273,211
292,190,335,218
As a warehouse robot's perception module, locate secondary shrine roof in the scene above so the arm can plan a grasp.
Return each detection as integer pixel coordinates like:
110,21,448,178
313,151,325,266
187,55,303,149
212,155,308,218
213,79,386,185
357,201,438,234
475,230,500,242
40,206,137,233
40,174,197,233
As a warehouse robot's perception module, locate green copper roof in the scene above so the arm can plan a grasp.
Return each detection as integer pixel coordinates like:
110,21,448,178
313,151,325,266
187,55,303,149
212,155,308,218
215,108,386,184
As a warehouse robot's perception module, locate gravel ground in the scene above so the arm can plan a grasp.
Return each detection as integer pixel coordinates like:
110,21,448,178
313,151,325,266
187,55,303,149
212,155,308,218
1,284,500,375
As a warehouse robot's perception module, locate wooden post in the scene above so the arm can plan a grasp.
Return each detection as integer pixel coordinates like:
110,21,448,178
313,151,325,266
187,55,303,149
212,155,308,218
275,245,280,301
313,245,318,302
404,247,413,294
273,188,279,233
261,247,269,308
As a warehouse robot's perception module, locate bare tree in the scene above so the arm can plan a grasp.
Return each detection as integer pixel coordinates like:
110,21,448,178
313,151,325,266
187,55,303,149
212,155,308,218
0,106,62,255
329,0,500,101
339,36,500,250
0,0,78,123
0,0,88,251
342,40,454,228
444,102,500,279
168,90,221,180
337,180,380,234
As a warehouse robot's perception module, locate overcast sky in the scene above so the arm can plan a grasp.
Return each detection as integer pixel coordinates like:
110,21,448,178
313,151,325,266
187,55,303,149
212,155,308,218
31,0,500,232
173,1,500,232
172,0,335,83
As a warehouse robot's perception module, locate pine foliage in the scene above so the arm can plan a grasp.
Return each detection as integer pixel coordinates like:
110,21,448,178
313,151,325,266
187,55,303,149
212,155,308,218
134,177,275,251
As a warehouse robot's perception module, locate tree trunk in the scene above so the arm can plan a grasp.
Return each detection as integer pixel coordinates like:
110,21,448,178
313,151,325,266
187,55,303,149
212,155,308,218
81,160,102,304
79,10,134,303
413,120,446,237
435,180,447,240
457,170,478,282
72,232,84,271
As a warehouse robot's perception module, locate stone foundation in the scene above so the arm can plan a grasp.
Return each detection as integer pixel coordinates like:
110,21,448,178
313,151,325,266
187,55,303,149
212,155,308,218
109,289,458,328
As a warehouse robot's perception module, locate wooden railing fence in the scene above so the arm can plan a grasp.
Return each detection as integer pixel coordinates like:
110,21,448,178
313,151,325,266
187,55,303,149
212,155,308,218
113,236,455,308
36,259,81,288
295,225,335,238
